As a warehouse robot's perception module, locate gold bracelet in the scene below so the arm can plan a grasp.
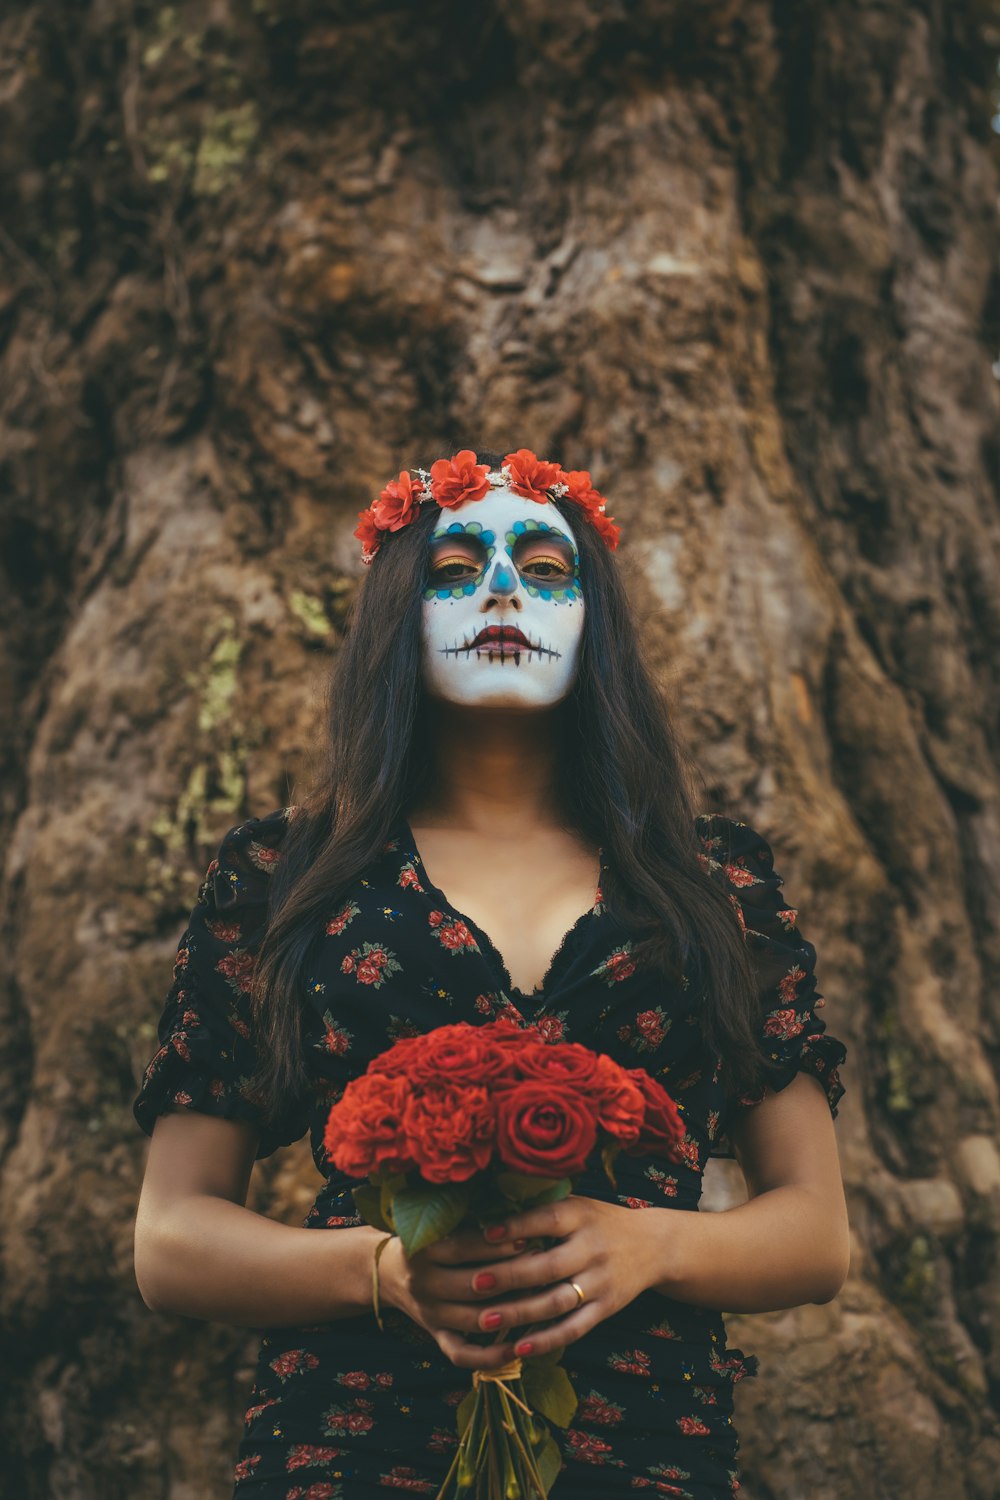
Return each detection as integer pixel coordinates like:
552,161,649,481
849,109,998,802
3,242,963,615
371,1233,395,1332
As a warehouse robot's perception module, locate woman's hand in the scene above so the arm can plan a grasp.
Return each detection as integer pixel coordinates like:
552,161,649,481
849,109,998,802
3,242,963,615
377,1198,675,1367
377,1223,531,1371
460,1197,671,1360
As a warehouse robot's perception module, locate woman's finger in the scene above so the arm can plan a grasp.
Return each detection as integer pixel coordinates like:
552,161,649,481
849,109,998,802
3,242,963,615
435,1328,518,1372
472,1277,588,1337
423,1229,527,1266
509,1305,599,1361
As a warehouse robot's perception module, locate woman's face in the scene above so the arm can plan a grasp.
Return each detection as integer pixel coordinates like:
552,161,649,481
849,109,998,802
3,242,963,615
419,486,585,709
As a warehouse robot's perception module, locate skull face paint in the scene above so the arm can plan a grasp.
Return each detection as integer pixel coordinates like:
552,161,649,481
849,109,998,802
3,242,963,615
420,487,585,709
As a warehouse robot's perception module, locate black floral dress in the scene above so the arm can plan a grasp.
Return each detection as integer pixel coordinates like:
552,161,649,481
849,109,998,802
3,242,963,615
133,809,847,1500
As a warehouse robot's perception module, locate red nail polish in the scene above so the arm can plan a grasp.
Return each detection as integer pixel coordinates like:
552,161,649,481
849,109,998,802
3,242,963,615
482,1312,503,1330
514,1340,534,1357
483,1224,507,1242
473,1271,497,1292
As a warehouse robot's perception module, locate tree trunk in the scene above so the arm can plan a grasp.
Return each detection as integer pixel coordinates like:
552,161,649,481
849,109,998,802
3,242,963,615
1,1,998,1495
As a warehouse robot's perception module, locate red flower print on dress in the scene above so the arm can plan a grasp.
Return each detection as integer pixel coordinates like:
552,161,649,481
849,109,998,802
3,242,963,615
592,944,637,986
721,860,758,888
619,1196,654,1210
607,1349,651,1377
429,450,491,508
577,1391,624,1426
339,943,402,988
317,1011,354,1055
674,1137,702,1173
286,1485,340,1500
763,1005,806,1041
269,1349,321,1382
233,1454,261,1480
644,1165,680,1198
635,1009,668,1047
206,919,242,943
286,1444,346,1471
644,1318,682,1340
378,1467,437,1493
173,946,190,972
338,1371,371,1388
776,906,799,930
326,901,361,936
170,1033,191,1063
565,1429,620,1465
171,1089,193,1106
398,861,425,894
322,1403,375,1436
427,911,479,955
216,948,255,993
777,966,808,1005
243,1396,280,1423
247,839,281,872
427,1427,459,1452
533,1012,567,1043
677,1415,712,1437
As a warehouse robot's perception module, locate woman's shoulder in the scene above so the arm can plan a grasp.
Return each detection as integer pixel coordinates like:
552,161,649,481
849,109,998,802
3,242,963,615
208,805,298,912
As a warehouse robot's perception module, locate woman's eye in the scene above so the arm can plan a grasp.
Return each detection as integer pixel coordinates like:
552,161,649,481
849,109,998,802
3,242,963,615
431,558,480,580
522,556,572,579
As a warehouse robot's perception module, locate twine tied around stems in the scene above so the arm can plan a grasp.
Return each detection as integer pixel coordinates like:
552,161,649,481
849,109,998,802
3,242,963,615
472,1358,533,1416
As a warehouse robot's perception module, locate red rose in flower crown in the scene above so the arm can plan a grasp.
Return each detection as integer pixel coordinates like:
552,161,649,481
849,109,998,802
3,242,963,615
501,448,566,504
428,449,492,507
371,469,426,531
352,448,622,565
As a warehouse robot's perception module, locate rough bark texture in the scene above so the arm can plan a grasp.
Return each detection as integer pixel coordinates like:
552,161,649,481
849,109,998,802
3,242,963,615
1,2,999,1496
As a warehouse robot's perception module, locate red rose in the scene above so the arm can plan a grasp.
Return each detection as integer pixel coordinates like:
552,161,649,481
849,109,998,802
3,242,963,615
371,470,425,531
591,1054,645,1145
354,507,383,561
511,1040,603,1092
561,469,605,513
586,510,621,551
429,450,491,507
501,448,565,503
374,1022,513,1086
324,1073,415,1178
496,1082,597,1178
403,1085,495,1183
625,1069,686,1160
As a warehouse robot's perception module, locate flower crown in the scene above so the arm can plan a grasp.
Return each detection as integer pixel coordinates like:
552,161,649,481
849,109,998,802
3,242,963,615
353,448,621,566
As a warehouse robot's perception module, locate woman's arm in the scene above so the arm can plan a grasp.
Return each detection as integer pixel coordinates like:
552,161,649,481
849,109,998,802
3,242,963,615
134,1111,386,1326
455,1072,851,1357
649,1070,851,1311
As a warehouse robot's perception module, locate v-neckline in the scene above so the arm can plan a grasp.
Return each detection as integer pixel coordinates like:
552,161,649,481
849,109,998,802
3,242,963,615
399,817,607,1008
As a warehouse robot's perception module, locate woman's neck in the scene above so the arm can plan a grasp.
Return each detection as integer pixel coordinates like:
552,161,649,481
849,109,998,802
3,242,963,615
409,701,565,833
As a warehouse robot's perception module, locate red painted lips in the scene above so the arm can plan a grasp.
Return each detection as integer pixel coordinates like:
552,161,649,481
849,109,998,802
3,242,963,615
470,625,531,648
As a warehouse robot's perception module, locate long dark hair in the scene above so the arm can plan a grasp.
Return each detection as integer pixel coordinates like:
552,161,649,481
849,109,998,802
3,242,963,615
249,449,771,1122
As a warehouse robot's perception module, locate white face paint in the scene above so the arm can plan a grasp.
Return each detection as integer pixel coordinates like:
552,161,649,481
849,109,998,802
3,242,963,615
420,486,585,709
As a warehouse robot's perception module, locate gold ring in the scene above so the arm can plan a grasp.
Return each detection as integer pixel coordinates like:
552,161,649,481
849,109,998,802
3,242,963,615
568,1280,586,1309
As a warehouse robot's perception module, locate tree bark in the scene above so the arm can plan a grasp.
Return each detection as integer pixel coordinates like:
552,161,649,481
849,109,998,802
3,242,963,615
1,1,998,1495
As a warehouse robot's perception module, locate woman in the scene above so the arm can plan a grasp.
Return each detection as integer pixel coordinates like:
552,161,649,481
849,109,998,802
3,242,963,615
132,447,849,1499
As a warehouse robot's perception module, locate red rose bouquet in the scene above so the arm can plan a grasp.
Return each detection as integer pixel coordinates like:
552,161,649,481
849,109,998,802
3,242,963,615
323,1021,685,1499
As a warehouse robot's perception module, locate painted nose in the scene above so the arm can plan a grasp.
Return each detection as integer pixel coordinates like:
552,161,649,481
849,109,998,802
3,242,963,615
485,557,519,597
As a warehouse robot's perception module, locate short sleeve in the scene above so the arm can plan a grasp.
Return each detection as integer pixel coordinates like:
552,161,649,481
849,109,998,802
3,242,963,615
694,814,848,1162
132,808,308,1160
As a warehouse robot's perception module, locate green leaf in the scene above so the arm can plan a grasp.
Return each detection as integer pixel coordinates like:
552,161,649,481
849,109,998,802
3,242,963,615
456,1389,477,1438
521,1364,578,1429
392,1182,470,1256
525,1177,572,1207
351,1183,390,1232
496,1172,572,1205
535,1432,563,1493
